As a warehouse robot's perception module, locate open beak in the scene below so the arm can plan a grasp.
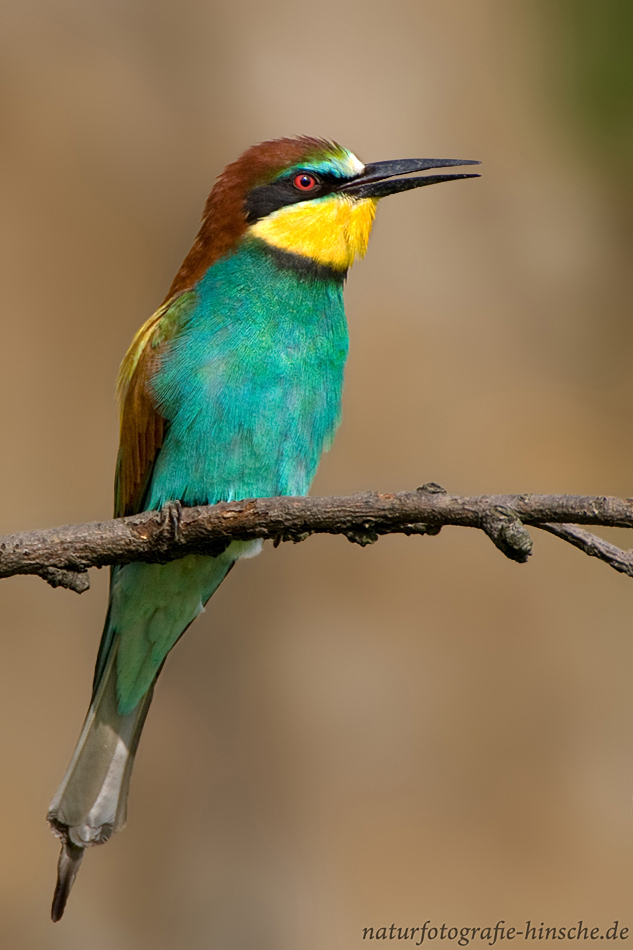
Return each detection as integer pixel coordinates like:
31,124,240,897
338,157,481,199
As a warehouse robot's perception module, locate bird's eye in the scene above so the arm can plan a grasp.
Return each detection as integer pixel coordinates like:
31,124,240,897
293,173,318,192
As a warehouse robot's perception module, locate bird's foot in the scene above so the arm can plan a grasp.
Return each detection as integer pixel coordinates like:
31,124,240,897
160,500,183,541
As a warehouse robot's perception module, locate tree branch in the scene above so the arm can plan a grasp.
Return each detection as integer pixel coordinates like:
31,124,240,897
3,485,633,592
536,523,633,578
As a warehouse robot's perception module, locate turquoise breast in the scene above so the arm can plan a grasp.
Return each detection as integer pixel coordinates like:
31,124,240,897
146,238,348,508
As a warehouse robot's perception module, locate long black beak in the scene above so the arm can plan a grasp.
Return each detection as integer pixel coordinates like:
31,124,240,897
339,158,480,199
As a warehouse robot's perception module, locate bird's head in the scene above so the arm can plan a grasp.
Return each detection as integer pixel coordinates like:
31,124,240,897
167,136,479,296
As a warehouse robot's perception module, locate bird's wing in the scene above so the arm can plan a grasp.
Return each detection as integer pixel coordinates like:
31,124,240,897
114,291,194,517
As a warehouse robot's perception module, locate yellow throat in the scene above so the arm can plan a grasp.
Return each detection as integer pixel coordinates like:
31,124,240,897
248,194,378,271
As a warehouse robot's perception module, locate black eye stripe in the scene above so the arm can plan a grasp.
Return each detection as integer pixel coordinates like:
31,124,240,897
244,171,345,224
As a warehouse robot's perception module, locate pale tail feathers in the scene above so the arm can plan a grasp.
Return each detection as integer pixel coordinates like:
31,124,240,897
47,643,154,921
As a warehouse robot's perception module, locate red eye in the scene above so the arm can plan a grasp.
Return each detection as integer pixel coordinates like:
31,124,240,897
293,173,317,191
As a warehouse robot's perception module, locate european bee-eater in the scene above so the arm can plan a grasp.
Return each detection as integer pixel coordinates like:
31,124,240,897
47,136,479,920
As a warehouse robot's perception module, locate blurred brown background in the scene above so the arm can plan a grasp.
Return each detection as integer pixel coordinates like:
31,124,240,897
1,0,633,946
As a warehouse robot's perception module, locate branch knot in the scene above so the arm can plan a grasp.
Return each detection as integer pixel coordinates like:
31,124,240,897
481,506,533,563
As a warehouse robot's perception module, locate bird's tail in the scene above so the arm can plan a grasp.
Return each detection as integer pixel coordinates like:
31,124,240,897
47,642,154,922
47,542,262,921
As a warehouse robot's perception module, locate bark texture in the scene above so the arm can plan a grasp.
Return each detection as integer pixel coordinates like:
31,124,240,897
3,485,633,593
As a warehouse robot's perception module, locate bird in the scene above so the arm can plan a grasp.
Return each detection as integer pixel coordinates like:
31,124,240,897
46,136,479,920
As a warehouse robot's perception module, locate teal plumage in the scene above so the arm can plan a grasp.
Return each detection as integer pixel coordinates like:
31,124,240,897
148,239,347,511
47,136,479,920
112,239,348,715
